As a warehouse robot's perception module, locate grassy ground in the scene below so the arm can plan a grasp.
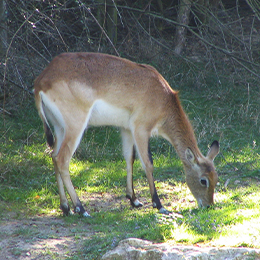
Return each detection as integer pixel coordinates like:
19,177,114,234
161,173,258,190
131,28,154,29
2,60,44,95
1,58,260,259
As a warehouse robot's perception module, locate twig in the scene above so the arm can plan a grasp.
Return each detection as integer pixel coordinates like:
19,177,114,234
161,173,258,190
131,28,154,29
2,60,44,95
0,71,33,95
230,56,260,79
127,11,201,71
246,0,260,21
120,0,152,48
116,5,260,77
34,9,69,52
77,0,119,57
219,152,239,172
111,0,124,26
2,11,35,126
0,107,11,115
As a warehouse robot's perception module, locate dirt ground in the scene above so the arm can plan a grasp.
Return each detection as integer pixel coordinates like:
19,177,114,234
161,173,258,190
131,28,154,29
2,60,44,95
0,192,150,259
2,210,260,260
0,193,122,259
0,211,93,259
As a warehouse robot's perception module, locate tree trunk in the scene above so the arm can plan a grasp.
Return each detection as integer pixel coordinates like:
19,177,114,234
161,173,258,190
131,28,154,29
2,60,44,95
107,0,117,45
174,0,192,55
0,0,6,58
97,0,118,45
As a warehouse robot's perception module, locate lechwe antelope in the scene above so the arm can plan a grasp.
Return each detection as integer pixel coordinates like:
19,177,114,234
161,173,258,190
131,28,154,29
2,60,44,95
34,52,219,217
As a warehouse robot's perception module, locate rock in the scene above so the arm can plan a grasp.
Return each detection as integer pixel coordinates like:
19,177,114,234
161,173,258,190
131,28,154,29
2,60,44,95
102,238,260,260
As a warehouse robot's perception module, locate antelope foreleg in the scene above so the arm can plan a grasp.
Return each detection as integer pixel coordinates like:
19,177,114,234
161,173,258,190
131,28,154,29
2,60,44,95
121,128,143,207
148,172,171,214
125,147,143,208
134,129,170,214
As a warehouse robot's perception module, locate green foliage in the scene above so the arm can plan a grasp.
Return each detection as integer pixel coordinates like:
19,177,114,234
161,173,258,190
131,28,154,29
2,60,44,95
1,59,260,258
1,1,260,258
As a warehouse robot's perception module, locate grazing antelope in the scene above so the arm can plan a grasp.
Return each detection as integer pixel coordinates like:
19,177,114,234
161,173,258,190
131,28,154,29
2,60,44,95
34,52,219,217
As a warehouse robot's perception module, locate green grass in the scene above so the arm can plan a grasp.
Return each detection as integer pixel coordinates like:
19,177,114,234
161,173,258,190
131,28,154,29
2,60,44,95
1,60,260,258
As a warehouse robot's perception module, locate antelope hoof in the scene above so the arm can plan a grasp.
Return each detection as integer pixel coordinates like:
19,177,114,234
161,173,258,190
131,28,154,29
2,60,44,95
60,204,71,216
132,199,143,208
126,195,143,208
75,206,91,217
68,210,74,216
82,211,91,218
159,207,171,215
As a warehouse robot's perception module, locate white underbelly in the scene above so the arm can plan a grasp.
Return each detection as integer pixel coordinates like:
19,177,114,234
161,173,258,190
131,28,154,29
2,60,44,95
89,100,130,128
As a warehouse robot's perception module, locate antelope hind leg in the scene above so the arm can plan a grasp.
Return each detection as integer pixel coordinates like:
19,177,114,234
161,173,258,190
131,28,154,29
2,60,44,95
53,145,91,217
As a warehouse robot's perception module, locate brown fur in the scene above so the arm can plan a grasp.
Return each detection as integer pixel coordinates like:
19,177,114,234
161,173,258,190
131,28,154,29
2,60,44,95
34,52,219,216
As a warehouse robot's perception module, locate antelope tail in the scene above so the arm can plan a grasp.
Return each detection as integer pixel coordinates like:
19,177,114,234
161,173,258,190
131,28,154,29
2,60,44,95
40,96,54,148
43,120,54,148
38,91,65,155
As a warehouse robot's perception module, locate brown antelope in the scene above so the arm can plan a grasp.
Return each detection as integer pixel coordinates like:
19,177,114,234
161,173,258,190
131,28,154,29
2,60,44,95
34,52,219,217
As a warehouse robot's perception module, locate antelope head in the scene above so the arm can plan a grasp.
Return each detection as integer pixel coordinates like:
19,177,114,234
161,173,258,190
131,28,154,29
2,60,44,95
184,140,219,207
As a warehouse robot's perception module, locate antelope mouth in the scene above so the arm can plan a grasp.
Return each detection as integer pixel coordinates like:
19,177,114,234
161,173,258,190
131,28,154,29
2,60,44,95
197,199,212,208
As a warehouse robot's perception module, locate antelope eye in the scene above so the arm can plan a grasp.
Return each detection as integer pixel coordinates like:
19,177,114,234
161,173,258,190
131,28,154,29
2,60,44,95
200,177,209,188
200,179,207,186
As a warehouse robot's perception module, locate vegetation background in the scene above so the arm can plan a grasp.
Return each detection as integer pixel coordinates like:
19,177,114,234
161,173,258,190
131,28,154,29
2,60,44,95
1,0,260,259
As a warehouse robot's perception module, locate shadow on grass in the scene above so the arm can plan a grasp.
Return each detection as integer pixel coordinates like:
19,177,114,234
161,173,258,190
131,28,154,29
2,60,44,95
2,101,260,256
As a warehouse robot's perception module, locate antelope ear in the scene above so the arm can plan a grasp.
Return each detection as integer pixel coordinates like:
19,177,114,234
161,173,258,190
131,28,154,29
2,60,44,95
200,176,210,188
207,140,219,161
185,148,197,166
